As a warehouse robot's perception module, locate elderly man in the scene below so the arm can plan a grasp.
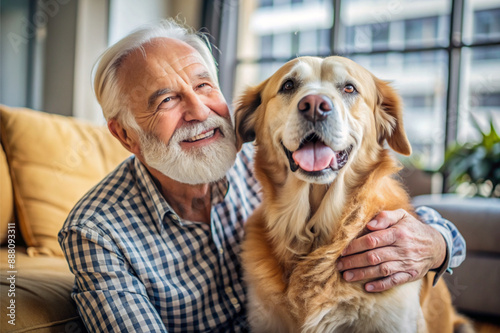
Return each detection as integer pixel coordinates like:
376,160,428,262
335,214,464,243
59,19,465,332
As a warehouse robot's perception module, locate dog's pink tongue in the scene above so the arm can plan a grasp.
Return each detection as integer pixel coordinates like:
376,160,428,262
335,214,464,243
292,142,335,172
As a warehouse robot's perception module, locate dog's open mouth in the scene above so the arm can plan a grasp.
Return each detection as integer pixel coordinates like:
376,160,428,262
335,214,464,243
282,134,352,173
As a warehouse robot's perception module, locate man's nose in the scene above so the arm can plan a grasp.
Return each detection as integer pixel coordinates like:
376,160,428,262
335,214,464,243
183,92,210,122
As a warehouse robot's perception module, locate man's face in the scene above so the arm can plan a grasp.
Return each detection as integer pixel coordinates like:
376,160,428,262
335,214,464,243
117,37,236,184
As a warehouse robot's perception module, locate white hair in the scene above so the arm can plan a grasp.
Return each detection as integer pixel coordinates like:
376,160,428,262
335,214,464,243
93,18,219,131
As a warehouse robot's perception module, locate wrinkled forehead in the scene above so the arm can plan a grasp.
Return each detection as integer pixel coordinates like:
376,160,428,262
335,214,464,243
119,39,210,81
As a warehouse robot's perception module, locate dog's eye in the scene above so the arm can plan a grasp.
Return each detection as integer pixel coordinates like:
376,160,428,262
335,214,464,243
344,84,356,94
281,80,295,92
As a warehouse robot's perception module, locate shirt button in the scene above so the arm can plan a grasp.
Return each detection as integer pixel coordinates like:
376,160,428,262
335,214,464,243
225,287,232,294
230,298,239,305
219,248,224,255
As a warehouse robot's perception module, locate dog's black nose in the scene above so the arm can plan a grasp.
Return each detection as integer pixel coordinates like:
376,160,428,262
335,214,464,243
297,94,333,122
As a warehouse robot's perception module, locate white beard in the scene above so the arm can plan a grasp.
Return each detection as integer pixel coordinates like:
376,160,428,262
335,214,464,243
138,114,237,185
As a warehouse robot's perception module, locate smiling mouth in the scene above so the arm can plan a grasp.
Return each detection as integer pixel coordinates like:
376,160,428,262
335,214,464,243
282,133,352,174
184,128,219,143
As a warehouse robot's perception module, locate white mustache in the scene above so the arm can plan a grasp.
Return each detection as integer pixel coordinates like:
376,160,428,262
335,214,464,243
171,115,228,144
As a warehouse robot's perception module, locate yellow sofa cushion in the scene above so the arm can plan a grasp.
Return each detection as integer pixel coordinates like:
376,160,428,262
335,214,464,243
0,105,131,256
0,248,85,332
0,143,14,245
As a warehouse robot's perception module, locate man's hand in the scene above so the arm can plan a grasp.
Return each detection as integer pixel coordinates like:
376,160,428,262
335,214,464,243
337,209,446,292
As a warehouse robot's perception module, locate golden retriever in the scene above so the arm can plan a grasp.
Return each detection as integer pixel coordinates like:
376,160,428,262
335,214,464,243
235,56,473,333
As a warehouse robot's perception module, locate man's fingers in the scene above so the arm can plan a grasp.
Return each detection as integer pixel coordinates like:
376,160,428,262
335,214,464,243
341,228,397,257
342,209,410,257
367,209,409,231
339,248,389,271
365,272,415,292
341,261,397,282
337,208,440,293
339,258,420,281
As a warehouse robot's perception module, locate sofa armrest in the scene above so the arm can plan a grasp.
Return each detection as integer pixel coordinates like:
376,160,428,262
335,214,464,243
412,194,500,318
412,194,500,254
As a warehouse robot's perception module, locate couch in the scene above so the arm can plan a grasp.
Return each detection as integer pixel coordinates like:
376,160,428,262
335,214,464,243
412,194,500,330
0,105,499,332
0,105,130,332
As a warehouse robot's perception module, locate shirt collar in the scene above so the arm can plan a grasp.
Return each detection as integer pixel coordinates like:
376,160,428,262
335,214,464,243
134,157,172,229
211,177,230,206
133,157,230,227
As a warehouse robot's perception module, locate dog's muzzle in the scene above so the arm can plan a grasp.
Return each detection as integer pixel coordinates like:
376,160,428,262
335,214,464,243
281,94,351,174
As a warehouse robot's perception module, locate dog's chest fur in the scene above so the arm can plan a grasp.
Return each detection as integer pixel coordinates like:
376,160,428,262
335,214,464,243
242,150,425,332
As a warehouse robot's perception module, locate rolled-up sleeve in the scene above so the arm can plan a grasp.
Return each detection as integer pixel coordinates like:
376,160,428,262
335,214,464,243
415,206,466,284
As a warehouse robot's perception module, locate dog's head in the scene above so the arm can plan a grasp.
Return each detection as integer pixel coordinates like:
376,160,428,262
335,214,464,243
235,56,411,185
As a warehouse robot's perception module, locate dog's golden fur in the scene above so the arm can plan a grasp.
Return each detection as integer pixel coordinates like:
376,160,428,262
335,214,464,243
235,56,472,333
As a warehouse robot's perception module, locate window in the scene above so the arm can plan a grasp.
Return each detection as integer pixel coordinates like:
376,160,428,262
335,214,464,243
231,0,500,174
405,17,442,48
472,8,500,42
459,45,500,143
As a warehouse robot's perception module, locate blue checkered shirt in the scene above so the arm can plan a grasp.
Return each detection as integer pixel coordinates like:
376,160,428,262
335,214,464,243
59,143,465,332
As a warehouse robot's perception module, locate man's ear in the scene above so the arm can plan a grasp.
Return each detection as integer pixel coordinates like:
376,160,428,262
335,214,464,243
374,78,412,156
234,80,267,151
108,119,140,155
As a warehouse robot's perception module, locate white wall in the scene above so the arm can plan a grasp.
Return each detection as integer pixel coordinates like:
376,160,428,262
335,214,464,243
108,0,170,46
0,1,31,108
73,0,109,124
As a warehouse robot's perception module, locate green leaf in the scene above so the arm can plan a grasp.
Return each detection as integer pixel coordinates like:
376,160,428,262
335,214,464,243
440,117,500,197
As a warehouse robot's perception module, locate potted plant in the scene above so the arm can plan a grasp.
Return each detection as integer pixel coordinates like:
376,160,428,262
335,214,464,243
440,118,500,198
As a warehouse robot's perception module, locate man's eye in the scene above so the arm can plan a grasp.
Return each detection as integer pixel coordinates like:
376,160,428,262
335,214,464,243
158,97,173,109
196,83,214,93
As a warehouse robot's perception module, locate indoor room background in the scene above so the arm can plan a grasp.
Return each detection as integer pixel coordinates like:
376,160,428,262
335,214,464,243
1,0,499,194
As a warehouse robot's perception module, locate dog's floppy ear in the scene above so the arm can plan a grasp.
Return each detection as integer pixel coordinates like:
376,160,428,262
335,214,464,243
234,81,266,151
374,78,412,156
